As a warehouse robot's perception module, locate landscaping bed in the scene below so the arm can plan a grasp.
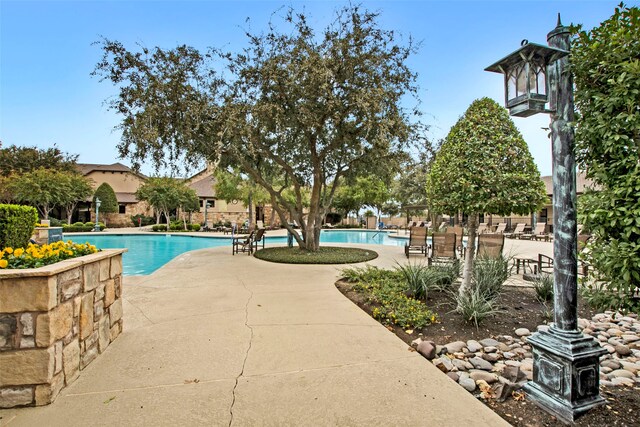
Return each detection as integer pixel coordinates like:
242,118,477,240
336,277,640,427
254,247,377,264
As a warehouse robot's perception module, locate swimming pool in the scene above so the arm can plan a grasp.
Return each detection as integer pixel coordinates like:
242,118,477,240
69,230,406,275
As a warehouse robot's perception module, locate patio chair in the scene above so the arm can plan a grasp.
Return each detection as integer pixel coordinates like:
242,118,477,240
448,225,464,256
537,234,591,276
404,226,428,258
477,233,505,258
476,223,489,235
251,228,266,252
428,232,457,266
521,223,548,240
504,223,526,239
232,230,255,255
491,223,507,234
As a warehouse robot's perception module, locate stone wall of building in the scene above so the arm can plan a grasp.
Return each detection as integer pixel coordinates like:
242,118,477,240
0,250,126,408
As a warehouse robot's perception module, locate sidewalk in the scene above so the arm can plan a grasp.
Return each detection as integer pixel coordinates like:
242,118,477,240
1,244,509,426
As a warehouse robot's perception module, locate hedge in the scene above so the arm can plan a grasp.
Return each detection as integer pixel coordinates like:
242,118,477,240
0,204,38,249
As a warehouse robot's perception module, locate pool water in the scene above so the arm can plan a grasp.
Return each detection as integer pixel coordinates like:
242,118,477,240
70,230,406,275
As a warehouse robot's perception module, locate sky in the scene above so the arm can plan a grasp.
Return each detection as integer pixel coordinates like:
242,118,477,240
0,0,631,178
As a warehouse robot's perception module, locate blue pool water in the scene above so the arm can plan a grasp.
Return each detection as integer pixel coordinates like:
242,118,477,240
69,230,406,276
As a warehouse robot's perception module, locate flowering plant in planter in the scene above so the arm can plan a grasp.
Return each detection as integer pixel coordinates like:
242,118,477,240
0,240,98,269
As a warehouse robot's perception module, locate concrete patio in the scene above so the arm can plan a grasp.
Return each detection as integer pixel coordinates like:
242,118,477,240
0,236,549,426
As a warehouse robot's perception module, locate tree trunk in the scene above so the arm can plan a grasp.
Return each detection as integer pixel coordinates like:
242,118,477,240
459,213,478,298
247,192,254,228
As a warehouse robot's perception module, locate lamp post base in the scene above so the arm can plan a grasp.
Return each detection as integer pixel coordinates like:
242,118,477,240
524,326,606,423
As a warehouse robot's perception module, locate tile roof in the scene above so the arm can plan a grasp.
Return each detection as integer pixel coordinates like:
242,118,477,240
76,162,147,178
188,174,216,198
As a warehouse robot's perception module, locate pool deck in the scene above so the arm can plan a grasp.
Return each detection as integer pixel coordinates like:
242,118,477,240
0,234,550,426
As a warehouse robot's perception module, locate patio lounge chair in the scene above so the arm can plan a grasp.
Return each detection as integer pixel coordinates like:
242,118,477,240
405,226,428,258
232,230,255,255
476,223,489,235
504,223,526,239
521,223,548,241
477,233,505,258
491,223,507,234
428,232,457,266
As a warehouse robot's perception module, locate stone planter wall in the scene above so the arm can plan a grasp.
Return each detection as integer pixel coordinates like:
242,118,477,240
0,249,127,408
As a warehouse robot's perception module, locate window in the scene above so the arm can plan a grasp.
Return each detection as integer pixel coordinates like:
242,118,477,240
119,204,126,214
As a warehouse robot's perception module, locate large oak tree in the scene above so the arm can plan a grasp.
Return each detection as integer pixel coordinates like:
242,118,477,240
93,5,422,250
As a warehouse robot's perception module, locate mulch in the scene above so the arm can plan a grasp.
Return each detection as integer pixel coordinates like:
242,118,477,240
335,280,640,427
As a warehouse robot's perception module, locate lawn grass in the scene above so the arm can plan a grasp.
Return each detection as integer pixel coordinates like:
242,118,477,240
254,246,378,264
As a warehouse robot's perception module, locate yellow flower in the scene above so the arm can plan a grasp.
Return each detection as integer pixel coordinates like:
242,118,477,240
14,248,24,257
5,247,13,254
0,259,7,268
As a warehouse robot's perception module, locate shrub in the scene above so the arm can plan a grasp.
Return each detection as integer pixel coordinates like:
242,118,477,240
0,240,98,269
130,214,155,227
84,222,95,228
472,254,511,301
189,223,201,231
62,225,94,232
533,273,554,303
49,217,63,227
0,204,38,249
394,262,449,300
455,286,503,327
93,183,118,214
341,265,438,329
152,224,167,232
73,221,85,227
430,261,461,291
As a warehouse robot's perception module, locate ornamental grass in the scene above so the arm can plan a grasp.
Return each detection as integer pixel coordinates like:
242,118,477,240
0,240,99,269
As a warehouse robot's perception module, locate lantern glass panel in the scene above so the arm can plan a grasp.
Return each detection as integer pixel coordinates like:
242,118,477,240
536,65,546,95
516,65,527,97
507,69,517,101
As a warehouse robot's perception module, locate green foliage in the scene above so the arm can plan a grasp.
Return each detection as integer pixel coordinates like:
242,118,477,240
59,173,94,224
130,214,155,226
0,144,78,176
94,183,118,214
152,224,168,232
254,247,378,264
572,4,640,312
0,204,38,249
454,254,510,326
580,281,640,314
340,265,438,329
472,254,511,300
189,223,201,231
427,98,547,217
8,168,72,219
394,262,450,300
94,4,423,251
454,286,503,328
533,273,554,303
136,177,197,224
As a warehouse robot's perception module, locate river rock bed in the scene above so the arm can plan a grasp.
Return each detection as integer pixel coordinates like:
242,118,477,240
413,311,640,399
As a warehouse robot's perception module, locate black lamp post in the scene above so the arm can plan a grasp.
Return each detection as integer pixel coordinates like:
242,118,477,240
486,16,606,422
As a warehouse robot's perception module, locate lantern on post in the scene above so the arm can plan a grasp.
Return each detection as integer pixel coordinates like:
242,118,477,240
485,15,606,423
485,40,568,117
